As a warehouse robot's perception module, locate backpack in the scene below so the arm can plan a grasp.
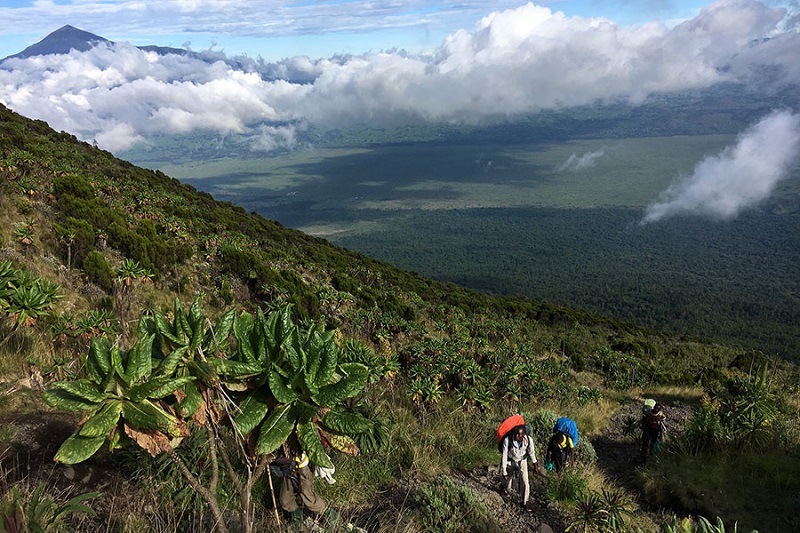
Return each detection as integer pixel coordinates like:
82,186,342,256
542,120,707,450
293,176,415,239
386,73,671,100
496,415,531,452
269,457,295,478
644,410,665,432
553,417,579,446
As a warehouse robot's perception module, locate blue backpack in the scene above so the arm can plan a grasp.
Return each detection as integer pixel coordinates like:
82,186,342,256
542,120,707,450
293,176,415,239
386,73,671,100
554,417,579,446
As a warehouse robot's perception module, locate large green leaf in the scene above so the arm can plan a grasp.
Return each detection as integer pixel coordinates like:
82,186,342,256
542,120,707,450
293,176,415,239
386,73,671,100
42,389,100,412
206,308,235,352
126,332,154,383
126,376,194,402
321,410,373,434
79,401,122,437
54,434,106,464
51,380,106,403
286,329,303,372
186,359,220,386
315,339,339,388
233,390,269,435
175,303,191,345
121,399,179,435
268,369,299,404
214,359,262,379
313,363,369,408
188,299,205,352
153,309,179,344
154,346,187,377
86,337,111,383
179,381,203,418
304,325,323,387
297,420,333,469
256,403,294,455
233,312,256,363
110,344,126,385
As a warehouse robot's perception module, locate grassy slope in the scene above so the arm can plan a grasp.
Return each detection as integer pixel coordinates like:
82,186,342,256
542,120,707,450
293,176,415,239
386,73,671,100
1,103,799,532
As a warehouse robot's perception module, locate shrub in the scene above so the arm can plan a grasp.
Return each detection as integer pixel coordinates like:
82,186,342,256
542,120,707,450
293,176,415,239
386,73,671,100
546,468,588,504
82,251,113,291
413,475,501,533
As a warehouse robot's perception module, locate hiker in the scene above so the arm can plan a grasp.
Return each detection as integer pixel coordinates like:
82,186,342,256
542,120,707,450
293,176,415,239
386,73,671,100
500,424,539,511
278,446,339,529
545,429,575,472
640,400,667,460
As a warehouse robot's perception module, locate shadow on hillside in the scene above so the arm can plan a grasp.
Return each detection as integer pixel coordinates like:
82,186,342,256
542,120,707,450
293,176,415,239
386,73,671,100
590,435,644,493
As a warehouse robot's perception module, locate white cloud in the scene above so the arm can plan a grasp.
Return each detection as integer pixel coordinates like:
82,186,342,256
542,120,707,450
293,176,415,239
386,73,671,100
0,1,799,151
247,124,301,151
642,109,800,223
557,150,607,172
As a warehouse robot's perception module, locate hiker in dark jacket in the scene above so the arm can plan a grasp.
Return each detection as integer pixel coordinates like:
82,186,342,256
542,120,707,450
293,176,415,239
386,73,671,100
641,401,666,460
500,425,538,510
545,430,575,472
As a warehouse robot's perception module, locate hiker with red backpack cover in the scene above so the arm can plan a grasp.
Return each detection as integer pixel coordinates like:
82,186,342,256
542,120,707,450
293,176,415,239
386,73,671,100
498,415,539,511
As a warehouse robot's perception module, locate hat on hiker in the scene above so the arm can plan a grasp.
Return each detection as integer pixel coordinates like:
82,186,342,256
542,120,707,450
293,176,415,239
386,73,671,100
643,398,656,409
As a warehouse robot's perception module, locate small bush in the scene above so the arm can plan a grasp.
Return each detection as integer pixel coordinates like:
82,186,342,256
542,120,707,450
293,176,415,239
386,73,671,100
546,468,587,504
82,251,114,291
413,475,501,533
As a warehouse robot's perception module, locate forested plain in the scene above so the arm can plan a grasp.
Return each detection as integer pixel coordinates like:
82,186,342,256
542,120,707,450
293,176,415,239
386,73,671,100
124,85,800,365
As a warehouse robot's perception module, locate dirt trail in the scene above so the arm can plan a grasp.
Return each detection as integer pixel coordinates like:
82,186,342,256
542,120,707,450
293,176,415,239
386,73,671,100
443,399,695,532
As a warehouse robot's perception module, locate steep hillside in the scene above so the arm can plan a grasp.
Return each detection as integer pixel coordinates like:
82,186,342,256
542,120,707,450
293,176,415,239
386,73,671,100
1,103,798,533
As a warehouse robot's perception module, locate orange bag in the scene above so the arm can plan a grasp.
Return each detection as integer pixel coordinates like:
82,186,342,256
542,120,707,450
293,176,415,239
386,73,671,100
496,414,525,443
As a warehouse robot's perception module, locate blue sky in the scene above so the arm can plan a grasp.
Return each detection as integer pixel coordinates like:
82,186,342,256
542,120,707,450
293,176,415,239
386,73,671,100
0,0,731,61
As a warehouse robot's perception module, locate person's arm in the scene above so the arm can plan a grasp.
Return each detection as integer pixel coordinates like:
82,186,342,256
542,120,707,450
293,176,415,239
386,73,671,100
528,437,537,464
501,437,510,476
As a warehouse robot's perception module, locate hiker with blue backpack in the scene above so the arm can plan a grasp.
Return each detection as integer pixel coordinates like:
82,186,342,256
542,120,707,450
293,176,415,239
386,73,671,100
499,423,539,511
545,417,579,473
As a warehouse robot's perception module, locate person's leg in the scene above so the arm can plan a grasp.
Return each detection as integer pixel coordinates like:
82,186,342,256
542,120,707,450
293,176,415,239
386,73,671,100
640,431,651,458
297,466,328,514
279,476,299,513
521,460,530,506
278,476,303,528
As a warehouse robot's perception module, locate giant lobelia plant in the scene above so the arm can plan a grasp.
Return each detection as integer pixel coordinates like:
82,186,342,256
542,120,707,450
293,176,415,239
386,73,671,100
44,299,370,533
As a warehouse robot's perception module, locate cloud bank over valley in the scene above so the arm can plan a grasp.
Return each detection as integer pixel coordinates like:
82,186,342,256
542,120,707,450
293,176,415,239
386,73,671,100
643,109,800,222
0,1,799,156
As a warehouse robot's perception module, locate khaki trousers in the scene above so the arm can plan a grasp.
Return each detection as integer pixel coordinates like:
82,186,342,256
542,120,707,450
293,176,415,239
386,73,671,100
279,466,328,514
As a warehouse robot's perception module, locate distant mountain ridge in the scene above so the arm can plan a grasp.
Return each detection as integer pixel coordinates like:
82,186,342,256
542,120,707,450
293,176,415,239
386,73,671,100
1,24,195,63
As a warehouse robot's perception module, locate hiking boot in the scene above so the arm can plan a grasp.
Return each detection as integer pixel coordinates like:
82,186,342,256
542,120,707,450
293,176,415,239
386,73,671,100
321,506,339,526
524,502,535,512
287,508,303,528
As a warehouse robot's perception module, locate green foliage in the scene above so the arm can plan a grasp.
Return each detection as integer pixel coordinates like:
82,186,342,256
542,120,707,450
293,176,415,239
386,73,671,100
54,217,95,269
684,365,779,453
546,468,588,505
661,515,759,533
43,334,193,463
0,484,99,533
82,251,114,291
413,475,502,533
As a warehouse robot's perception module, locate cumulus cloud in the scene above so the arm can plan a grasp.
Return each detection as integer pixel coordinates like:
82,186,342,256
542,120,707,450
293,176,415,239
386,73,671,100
642,110,800,223
0,1,799,152
557,150,607,172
